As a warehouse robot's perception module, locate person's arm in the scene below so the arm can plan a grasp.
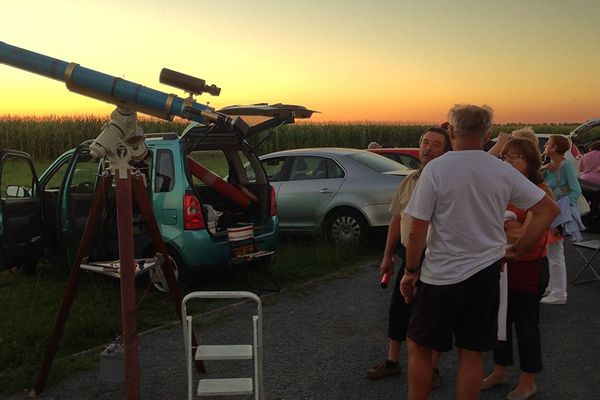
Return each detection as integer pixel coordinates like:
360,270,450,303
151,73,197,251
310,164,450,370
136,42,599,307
399,217,429,304
487,131,511,156
504,219,523,244
380,215,400,278
505,195,559,260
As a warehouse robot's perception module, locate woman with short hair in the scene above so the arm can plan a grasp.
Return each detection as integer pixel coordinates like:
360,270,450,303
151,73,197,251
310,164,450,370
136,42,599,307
540,135,582,304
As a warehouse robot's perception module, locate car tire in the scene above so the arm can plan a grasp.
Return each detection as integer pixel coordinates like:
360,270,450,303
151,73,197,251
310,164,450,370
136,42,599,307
326,208,368,245
148,253,178,293
148,250,195,293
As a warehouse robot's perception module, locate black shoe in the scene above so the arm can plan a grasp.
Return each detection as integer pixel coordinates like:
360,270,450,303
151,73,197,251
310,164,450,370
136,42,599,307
366,361,402,380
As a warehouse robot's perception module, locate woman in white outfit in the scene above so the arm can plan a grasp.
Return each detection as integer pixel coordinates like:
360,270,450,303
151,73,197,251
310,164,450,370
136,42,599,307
540,135,582,304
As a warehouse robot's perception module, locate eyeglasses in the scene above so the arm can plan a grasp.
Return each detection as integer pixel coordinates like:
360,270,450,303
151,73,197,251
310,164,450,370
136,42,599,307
501,153,525,161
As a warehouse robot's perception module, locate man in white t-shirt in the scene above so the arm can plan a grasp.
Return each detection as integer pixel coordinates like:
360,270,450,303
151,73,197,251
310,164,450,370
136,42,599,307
399,104,559,400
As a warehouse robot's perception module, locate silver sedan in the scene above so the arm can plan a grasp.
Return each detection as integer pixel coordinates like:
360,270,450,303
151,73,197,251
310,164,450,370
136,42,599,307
259,148,412,244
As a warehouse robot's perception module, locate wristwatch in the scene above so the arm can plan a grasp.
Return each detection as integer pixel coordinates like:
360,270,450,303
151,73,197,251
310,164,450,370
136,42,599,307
405,266,419,274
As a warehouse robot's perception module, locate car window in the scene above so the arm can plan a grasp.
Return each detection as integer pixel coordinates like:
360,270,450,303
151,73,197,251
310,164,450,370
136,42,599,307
188,149,229,187
379,153,419,169
347,151,410,173
537,138,547,154
261,157,286,182
326,158,345,178
289,156,329,181
396,154,420,169
45,160,70,190
70,156,101,194
1,154,35,198
237,150,260,183
155,149,175,193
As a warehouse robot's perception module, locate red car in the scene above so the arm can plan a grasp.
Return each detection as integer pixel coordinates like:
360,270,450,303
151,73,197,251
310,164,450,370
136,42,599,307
367,148,420,169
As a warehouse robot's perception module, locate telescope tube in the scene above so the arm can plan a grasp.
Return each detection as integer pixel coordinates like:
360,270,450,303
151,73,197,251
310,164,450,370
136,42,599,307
0,42,230,127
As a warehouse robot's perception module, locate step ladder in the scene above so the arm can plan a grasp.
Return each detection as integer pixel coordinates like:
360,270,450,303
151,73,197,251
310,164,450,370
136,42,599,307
182,291,264,399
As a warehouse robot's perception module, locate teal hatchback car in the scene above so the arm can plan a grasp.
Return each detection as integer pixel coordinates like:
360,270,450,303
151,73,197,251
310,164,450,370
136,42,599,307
0,104,313,290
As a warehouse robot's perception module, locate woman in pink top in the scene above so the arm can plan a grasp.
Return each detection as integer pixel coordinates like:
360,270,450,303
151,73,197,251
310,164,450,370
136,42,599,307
579,140,600,185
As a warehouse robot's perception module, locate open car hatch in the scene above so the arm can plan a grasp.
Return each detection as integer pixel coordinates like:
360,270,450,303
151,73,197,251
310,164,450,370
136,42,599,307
217,103,317,138
181,103,317,143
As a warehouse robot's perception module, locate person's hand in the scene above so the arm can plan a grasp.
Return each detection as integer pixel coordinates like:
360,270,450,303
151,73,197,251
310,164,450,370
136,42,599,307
379,255,394,279
400,271,419,304
503,245,521,262
497,131,512,147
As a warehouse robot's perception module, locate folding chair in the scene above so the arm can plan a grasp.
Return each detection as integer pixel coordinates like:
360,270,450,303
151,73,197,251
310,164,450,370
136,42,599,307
571,240,600,285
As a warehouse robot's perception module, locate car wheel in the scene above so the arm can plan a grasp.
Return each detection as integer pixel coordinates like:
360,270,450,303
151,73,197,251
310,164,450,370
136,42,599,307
326,208,367,245
149,252,181,293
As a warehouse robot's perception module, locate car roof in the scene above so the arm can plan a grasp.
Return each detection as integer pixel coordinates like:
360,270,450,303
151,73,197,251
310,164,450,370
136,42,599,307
261,147,369,158
0,148,30,157
368,147,419,154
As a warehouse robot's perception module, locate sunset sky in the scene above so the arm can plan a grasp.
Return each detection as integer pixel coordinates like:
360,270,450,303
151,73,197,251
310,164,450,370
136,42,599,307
1,0,599,124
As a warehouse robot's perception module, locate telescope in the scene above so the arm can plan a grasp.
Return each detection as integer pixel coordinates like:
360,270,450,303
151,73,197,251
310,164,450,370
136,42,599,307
0,42,251,167
0,42,242,128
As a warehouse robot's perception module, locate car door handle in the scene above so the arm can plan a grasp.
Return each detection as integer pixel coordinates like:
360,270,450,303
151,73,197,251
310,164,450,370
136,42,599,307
320,188,332,194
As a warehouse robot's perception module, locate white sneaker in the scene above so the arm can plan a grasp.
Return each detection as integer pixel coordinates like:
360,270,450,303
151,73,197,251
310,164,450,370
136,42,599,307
540,293,567,304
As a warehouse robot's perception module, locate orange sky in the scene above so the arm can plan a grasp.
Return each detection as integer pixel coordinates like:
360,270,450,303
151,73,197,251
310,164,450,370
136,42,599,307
1,1,599,124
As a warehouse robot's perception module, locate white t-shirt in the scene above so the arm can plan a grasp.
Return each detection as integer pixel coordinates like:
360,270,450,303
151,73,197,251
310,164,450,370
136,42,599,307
405,150,546,285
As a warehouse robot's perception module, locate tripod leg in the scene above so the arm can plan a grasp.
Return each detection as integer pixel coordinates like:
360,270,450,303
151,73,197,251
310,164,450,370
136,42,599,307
115,168,140,400
132,174,206,373
32,174,111,397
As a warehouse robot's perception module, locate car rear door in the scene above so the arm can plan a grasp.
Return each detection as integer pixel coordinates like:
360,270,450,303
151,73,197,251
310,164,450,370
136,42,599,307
0,150,42,270
275,155,344,230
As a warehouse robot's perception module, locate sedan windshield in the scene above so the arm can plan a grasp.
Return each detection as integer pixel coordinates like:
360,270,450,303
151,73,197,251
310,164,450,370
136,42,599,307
347,151,411,173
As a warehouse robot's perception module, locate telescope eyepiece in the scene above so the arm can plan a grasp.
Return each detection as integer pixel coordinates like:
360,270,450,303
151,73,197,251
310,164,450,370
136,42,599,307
160,68,220,97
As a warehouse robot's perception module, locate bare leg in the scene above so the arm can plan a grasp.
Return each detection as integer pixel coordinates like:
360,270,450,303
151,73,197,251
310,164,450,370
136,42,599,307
407,338,432,400
514,371,536,393
482,364,507,384
456,347,483,400
387,338,402,362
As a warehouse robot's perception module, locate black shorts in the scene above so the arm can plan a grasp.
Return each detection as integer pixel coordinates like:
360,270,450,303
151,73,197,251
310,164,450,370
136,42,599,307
407,262,501,352
389,261,411,341
388,246,425,341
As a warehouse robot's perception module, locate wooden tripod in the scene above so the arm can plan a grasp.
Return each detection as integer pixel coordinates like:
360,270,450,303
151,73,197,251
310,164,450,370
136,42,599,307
30,166,204,399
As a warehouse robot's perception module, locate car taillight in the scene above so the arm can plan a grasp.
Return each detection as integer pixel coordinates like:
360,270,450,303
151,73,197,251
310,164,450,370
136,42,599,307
572,145,582,160
270,185,277,217
184,194,205,230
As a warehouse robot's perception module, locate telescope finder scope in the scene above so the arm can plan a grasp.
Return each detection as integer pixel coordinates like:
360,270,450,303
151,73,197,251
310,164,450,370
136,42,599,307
160,68,221,97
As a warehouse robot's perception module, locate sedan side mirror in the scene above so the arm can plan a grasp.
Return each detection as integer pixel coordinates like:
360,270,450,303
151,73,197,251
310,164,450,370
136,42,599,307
6,185,30,198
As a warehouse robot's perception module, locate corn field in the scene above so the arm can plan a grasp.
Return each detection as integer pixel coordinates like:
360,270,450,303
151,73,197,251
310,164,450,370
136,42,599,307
0,115,585,160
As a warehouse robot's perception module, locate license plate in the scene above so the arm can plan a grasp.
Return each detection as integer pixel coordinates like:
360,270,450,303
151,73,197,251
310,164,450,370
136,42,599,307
233,244,256,257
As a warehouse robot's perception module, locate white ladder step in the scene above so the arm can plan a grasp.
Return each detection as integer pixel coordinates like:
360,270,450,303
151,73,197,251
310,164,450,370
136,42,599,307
195,344,253,360
197,378,253,396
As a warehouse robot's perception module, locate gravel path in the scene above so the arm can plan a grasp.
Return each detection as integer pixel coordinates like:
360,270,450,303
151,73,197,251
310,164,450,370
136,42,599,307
5,236,600,399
